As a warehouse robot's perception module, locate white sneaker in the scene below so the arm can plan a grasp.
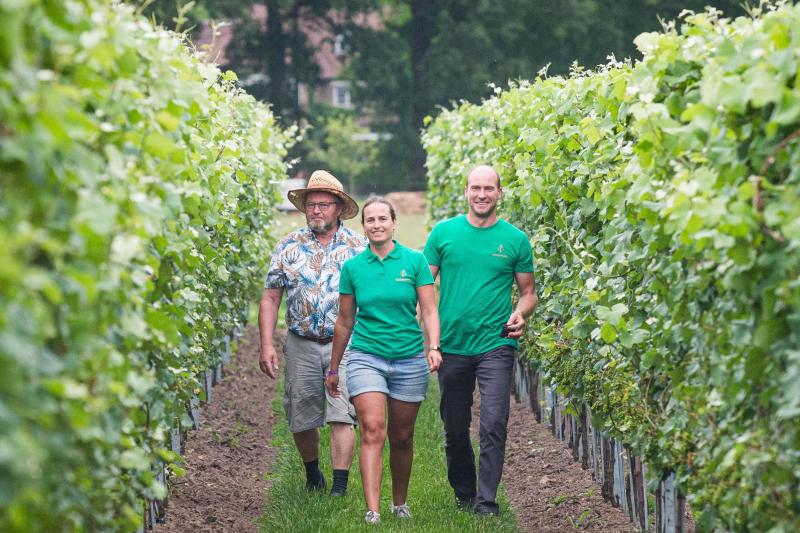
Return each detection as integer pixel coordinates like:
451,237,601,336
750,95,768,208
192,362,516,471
365,510,381,524
391,503,412,518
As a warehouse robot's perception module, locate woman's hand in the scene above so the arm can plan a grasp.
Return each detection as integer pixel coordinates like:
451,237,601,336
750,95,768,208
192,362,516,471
327,294,354,399
427,349,442,372
325,373,340,397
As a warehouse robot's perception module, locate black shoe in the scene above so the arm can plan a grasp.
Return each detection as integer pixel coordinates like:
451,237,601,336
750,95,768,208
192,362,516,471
474,504,500,516
455,497,475,512
306,472,326,492
329,486,346,497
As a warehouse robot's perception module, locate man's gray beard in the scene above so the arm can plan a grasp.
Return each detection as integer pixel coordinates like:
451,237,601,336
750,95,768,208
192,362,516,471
309,219,337,233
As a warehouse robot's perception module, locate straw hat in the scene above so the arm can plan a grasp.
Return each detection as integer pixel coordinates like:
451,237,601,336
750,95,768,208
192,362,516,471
287,170,359,220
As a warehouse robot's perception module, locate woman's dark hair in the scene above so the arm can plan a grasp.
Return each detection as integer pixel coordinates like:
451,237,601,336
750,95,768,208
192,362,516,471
361,196,396,223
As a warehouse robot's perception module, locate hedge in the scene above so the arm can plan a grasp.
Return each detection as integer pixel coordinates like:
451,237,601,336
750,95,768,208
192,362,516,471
423,3,800,530
0,1,293,530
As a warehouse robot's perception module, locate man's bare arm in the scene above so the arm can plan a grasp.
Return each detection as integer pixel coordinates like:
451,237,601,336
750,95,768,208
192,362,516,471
258,287,284,378
419,264,440,350
506,272,537,339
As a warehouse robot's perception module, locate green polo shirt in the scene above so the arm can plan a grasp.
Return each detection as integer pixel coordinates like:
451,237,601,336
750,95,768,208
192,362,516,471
340,241,434,359
423,215,535,356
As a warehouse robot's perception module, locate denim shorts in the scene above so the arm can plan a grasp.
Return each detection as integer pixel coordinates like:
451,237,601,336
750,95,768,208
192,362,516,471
346,349,430,403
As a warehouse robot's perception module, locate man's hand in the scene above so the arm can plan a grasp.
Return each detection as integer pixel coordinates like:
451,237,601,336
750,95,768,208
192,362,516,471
258,287,283,379
259,344,279,379
505,311,526,339
325,374,340,398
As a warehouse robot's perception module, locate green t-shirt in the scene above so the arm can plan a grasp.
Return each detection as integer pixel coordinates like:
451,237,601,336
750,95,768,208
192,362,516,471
423,215,534,356
340,241,434,359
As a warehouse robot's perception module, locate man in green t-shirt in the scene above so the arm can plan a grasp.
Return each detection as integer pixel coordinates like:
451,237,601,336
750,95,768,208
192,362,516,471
423,165,538,516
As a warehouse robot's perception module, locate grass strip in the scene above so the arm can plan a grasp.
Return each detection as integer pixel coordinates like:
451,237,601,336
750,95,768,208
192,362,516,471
260,375,519,532
274,210,430,250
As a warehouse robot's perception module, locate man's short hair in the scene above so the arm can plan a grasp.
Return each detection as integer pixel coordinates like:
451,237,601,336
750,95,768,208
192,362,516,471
465,166,501,188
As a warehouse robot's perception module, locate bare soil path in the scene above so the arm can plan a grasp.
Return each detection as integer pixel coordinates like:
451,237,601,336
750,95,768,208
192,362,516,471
502,398,635,532
159,327,282,533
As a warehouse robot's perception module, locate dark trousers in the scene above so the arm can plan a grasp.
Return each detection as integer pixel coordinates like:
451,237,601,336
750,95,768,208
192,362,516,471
438,346,515,513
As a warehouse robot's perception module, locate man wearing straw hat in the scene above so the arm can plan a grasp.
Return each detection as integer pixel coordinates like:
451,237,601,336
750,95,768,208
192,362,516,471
259,170,366,496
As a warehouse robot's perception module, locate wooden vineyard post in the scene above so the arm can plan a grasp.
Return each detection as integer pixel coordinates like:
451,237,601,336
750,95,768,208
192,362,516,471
656,472,687,533
628,450,648,531
530,370,541,423
570,415,579,462
614,440,626,513
580,406,590,470
602,436,616,503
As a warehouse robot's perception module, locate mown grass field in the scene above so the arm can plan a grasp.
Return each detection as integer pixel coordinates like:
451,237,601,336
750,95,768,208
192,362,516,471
272,207,430,250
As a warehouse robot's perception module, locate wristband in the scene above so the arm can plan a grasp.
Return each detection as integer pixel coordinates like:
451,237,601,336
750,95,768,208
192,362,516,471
327,368,338,377
429,345,441,352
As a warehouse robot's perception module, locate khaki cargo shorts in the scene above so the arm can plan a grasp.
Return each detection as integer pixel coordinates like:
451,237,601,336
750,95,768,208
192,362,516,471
283,331,356,433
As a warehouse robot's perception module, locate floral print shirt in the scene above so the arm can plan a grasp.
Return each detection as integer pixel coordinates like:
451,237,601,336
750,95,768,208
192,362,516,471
265,223,367,338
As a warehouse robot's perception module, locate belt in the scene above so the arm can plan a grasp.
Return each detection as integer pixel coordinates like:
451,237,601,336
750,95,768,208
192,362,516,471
295,333,334,345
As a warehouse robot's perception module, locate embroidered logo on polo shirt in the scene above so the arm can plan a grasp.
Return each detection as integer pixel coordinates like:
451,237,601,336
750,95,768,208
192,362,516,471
395,269,414,283
492,244,509,258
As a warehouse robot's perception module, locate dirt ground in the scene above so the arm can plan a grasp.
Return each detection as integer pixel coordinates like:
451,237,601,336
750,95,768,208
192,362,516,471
158,327,637,532
158,327,281,533
466,383,634,532
500,400,636,532
384,191,426,214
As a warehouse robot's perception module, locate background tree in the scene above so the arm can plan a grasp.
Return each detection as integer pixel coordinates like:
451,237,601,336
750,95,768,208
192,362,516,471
138,0,346,183
306,114,379,193
137,0,747,192
138,0,213,31
342,0,746,191
139,0,336,124
223,0,338,123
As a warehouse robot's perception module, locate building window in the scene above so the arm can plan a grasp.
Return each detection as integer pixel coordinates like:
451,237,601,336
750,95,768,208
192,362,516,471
331,80,352,108
333,34,347,57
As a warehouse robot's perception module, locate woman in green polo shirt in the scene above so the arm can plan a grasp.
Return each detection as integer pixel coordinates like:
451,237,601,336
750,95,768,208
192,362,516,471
326,196,441,525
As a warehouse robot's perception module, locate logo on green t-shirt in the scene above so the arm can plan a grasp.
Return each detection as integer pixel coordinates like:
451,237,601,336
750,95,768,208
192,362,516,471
395,269,413,283
492,244,508,258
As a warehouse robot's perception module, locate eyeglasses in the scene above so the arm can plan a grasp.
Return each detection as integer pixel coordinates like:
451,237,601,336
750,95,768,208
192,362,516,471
304,201,337,212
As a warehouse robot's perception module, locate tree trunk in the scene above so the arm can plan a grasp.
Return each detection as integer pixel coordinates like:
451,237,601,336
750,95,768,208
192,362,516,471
289,2,302,122
265,0,288,119
408,0,438,185
409,0,435,128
